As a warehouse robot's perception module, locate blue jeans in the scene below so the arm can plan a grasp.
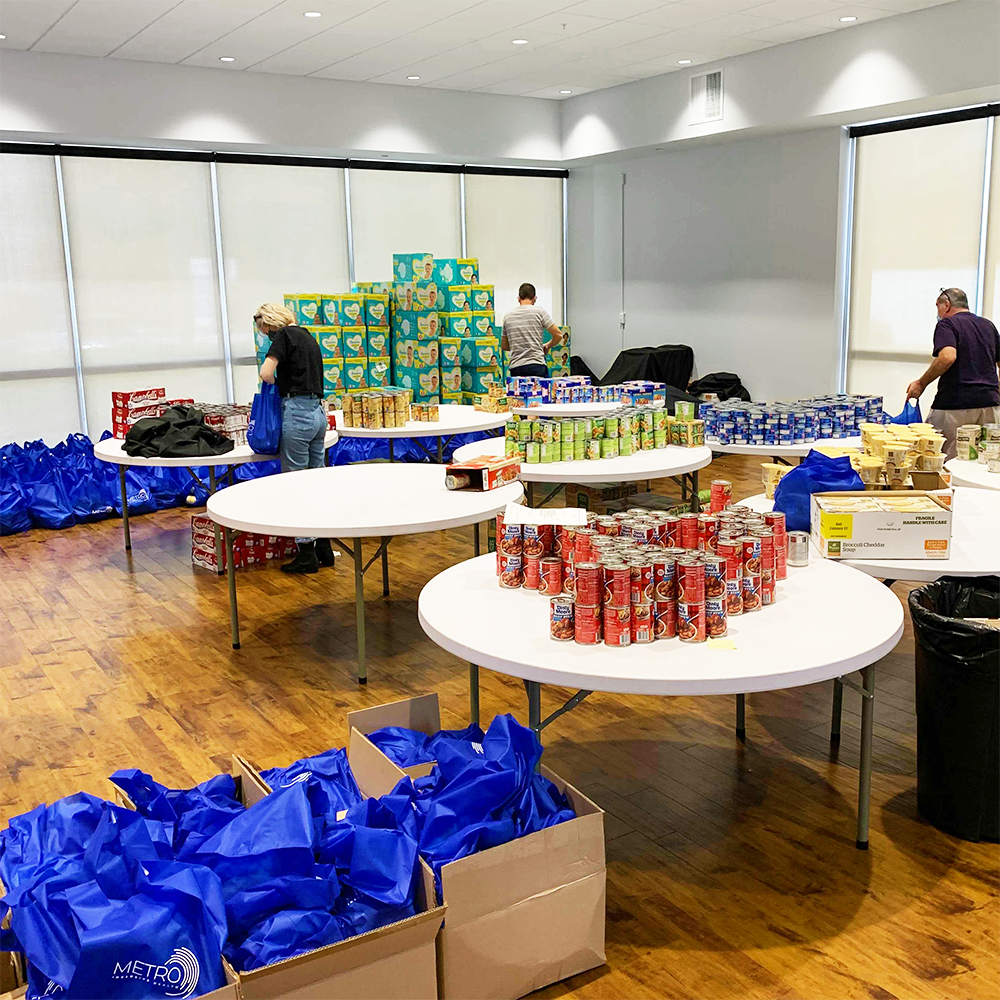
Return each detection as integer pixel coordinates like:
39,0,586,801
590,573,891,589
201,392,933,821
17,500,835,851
280,396,326,543
510,363,549,378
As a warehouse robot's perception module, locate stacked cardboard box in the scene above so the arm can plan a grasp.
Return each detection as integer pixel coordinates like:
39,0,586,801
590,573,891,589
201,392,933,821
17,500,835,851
190,514,297,572
110,388,197,438
459,333,501,404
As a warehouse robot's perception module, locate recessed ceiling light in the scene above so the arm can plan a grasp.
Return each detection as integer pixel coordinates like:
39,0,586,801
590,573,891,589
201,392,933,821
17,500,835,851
678,59,692,65
0,34,6,40
512,38,528,45
407,75,420,80
304,11,322,17
560,90,572,94
219,56,235,62
839,15,857,22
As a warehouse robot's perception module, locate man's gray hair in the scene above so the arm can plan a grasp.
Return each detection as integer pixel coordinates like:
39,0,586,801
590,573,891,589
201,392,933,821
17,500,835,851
938,287,969,309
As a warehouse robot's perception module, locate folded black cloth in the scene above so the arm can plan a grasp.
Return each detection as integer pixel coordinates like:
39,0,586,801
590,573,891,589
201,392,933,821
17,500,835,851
124,405,235,458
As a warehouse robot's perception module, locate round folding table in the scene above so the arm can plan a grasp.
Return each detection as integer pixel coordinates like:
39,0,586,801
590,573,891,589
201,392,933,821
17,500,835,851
207,464,523,683
94,432,339,561
418,552,903,848
509,402,625,418
944,458,1000,491
333,403,508,462
710,437,863,466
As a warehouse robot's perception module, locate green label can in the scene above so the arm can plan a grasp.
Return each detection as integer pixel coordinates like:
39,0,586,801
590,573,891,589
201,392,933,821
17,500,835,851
604,416,619,439
574,438,586,461
601,438,620,459
561,442,575,462
585,439,601,460
525,441,540,463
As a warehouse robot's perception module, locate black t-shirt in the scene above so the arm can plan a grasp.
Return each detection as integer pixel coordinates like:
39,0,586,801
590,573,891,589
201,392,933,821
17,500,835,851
266,325,322,398
930,312,1000,410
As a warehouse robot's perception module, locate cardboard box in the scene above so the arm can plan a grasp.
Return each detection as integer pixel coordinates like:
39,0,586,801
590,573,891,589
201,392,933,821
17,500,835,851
471,312,495,336
310,326,343,359
111,387,165,408
284,294,322,327
364,293,390,329
368,358,391,388
470,284,494,311
439,336,462,366
445,455,520,491
461,367,502,394
459,337,499,367
432,258,479,286
323,359,345,393
440,366,463,395
394,253,435,282
394,339,439,368
392,309,439,340
571,482,639,513
366,329,389,357
344,359,369,391
443,286,471,313
810,491,954,560
440,313,472,337
396,365,441,398
392,281,440,312
347,695,606,1000
319,295,341,326
442,390,463,405
473,394,510,414
342,327,368,358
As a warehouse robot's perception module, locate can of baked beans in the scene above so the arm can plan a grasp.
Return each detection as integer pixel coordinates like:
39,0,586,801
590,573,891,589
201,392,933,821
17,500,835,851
586,511,599,529
662,514,682,548
523,523,553,558
631,602,654,643
677,601,706,643
761,577,777,607
550,596,575,641
702,554,727,601
562,561,577,597
648,517,667,548
499,521,522,557
717,537,743,616
698,514,720,553
629,519,657,546
497,553,523,588
652,553,677,600
741,572,761,612
574,603,602,644
574,527,597,564
523,553,541,590
575,562,603,607
740,535,761,578
603,561,631,608
604,605,632,647
676,555,705,603
495,510,505,575
557,525,576,558
710,479,732,513
764,510,787,580
705,595,728,637
596,516,620,536
679,512,700,550
628,556,654,603
751,527,775,584
653,599,677,639
539,556,563,596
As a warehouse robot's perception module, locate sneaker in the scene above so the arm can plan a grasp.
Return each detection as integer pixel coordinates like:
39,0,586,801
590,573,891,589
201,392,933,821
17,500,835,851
280,542,319,574
315,537,336,568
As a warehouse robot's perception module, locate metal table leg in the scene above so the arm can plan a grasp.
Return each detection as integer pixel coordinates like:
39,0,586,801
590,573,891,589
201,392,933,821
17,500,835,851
209,467,224,575
354,538,367,684
381,536,390,596
224,527,240,650
437,437,444,463
831,677,844,742
119,466,132,551
526,481,535,507
736,693,746,741
474,522,481,557
856,664,875,849
526,680,542,736
690,469,701,513
388,439,394,463
470,665,480,726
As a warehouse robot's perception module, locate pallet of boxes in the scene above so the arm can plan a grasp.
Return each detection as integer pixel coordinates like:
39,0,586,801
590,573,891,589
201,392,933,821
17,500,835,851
110,388,196,439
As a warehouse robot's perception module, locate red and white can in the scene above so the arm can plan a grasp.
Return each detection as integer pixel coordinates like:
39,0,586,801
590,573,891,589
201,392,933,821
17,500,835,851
710,479,732,513
629,519,657,547
697,514,720,552
523,553,541,590
575,562,603,607
499,521,523,557
676,556,705,603
497,553,523,588
677,601,706,643
522,524,553,558
628,556,653,603
539,557,563,596
740,535,761,578
596,516,620,536
631,602,654,643
751,527,775,584
603,561,631,608
495,510,505,575
574,527,597,564
556,525,576,558
604,605,632,647
764,511,787,581
574,603,602,644
705,595,728,638
653,599,677,639
761,578,777,607
662,514,682,548
702,554,727,601
563,561,577,597
550,596,575,641
653,554,677,601
679,512,700,550
741,572,761,612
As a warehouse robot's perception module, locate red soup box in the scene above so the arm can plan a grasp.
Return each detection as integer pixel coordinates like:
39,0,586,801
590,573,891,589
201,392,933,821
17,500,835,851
446,455,520,491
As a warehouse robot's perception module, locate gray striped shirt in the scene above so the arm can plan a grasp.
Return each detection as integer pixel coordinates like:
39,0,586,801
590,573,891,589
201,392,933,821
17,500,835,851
502,305,553,368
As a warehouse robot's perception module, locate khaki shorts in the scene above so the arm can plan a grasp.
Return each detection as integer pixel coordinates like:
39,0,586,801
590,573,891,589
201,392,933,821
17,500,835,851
927,406,1000,460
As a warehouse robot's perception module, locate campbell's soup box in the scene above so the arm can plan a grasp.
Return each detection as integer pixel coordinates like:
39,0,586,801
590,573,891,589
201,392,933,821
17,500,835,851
341,328,368,358
441,313,473,337
392,309,439,341
366,329,389,357
364,293,389,329
444,285,471,312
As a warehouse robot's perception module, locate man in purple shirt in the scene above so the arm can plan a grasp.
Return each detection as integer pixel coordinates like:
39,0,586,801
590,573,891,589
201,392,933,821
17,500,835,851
905,287,1000,459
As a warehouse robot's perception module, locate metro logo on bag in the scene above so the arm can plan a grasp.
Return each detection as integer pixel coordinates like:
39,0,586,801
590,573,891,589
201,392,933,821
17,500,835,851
110,948,201,998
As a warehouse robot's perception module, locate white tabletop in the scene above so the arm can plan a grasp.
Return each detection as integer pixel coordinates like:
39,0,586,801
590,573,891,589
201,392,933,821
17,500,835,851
737,489,1000,581
418,553,903,696
207,463,523,537
509,402,625,417
93,431,339,468
334,403,508,438
452,437,712,485
945,458,1000,491
710,436,862,458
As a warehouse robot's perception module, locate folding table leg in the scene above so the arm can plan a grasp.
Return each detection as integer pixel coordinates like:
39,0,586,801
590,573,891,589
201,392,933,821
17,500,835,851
381,536,390,597
690,470,701,513
224,527,240,650
473,522,481,557
388,439,394,463
856,665,875,849
355,539,367,684
209,467,224,575
526,680,542,735
831,677,844,743
736,693,746,741
437,437,443,463
119,466,132,551
469,664,480,726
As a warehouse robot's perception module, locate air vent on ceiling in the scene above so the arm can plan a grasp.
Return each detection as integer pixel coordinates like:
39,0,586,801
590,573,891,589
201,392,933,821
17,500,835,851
689,69,723,125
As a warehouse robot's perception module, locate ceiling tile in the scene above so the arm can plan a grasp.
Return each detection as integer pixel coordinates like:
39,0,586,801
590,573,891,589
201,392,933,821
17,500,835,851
469,27,566,55
31,1,177,57
742,20,835,42
793,4,896,29
432,63,527,90
627,2,738,29
560,0,669,18
0,0,76,50
856,0,951,11
696,35,771,56
681,0,774,11
252,22,402,75
700,11,785,34
541,20,669,57
517,11,613,38
428,1,572,34
364,44,499,84
747,0,843,19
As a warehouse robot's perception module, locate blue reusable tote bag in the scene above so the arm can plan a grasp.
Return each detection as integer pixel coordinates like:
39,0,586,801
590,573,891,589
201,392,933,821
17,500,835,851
247,383,282,455
891,398,923,425
773,451,864,532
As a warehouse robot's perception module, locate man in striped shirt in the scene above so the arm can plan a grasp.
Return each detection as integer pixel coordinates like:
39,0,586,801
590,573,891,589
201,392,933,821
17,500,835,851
501,282,565,378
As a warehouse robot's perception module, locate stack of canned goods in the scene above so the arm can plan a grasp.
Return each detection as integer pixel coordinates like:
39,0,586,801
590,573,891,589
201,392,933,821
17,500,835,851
496,483,790,647
505,376,669,407
700,394,886,446
504,410,705,463
341,388,413,429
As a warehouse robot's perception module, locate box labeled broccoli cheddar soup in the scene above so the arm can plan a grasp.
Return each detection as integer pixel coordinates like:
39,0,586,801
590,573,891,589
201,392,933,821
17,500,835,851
810,491,953,560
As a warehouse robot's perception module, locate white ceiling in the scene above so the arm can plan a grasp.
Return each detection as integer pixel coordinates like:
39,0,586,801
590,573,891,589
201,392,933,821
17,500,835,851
0,0,957,100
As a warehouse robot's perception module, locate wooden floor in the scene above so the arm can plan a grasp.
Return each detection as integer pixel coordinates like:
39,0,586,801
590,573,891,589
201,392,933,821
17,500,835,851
1,453,997,1000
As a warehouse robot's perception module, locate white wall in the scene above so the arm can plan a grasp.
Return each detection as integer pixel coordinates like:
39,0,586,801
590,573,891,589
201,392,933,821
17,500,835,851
0,49,562,165
569,128,844,401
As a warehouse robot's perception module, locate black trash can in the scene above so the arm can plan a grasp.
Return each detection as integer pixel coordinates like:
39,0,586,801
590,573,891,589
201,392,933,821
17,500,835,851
909,576,1000,842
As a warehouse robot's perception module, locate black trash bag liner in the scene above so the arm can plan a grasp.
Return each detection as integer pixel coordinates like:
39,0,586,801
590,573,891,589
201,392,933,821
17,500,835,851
908,576,1000,842
688,372,752,402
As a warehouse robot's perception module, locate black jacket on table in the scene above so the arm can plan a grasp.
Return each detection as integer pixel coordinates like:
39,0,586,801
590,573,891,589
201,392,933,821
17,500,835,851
123,405,236,458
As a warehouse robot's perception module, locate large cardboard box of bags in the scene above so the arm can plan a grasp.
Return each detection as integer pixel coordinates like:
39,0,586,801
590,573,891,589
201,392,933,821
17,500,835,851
347,694,607,1000
115,757,445,1000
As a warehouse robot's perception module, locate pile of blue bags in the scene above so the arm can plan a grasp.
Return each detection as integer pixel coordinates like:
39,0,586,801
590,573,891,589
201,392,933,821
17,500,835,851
1,430,493,536
0,716,574,999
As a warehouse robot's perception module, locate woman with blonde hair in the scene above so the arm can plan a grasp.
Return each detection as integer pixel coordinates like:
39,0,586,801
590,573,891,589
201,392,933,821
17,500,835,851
256,303,335,574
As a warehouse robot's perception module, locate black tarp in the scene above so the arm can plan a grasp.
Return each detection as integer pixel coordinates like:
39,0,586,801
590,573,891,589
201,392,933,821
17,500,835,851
599,346,694,388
